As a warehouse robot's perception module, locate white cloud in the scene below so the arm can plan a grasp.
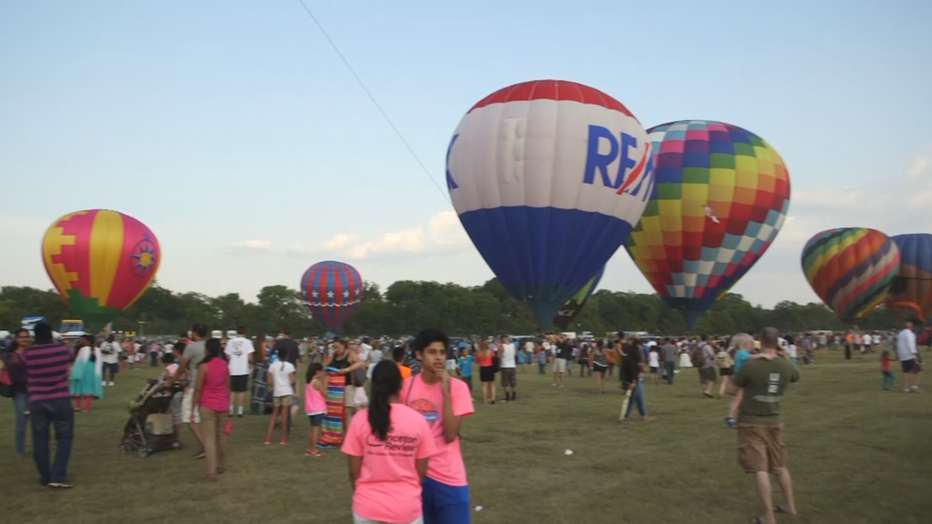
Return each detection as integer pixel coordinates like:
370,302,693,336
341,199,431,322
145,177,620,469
285,211,470,261
908,146,932,178
222,239,276,255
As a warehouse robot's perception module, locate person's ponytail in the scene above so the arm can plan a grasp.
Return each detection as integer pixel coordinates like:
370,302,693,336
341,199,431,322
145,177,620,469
368,360,402,441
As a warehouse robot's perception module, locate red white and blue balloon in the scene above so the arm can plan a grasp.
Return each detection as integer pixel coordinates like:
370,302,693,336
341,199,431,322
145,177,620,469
446,80,654,327
299,261,363,330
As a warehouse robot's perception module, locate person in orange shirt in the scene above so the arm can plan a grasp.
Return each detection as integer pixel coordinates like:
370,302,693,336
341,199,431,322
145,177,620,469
392,346,412,379
606,342,617,377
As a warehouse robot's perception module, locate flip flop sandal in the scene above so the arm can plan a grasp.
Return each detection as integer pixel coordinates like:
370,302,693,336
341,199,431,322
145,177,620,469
775,505,790,514
725,416,738,429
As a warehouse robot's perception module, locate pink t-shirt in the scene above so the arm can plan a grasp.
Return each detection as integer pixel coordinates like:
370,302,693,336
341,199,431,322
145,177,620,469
401,374,474,486
305,381,326,415
199,358,229,412
341,404,436,523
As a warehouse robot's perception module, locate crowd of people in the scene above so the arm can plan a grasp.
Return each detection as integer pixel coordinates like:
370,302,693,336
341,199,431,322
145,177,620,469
0,319,925,523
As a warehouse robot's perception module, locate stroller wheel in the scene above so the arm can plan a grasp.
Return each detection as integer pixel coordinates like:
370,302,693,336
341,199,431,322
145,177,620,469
138,447,150,458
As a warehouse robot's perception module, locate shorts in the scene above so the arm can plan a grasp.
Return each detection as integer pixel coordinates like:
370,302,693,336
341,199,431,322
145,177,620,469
273,395,294,407
354,514,422,524
479,367,495,382
699,367,717,384
901,359,916,373
230,375,249,393
649,366,659,374
500,368,516,388
422,477,470,524
593,362,608,373
308,413,324,427
181,388,201,424
737,423,787,474
445,359,458,372
345,385,356,407
104,362,119,375
553,358,567,374
719,367,734,376
169,391,183,426
354,386,369,407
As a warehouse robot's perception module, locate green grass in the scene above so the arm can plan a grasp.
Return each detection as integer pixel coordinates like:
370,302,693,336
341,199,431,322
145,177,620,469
1,351,930,524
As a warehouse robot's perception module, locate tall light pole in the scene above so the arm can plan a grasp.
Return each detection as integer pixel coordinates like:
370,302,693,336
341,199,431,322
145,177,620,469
138,321,145,338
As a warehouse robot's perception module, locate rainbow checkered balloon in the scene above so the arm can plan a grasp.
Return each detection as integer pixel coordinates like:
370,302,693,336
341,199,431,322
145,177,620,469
625,120,791,330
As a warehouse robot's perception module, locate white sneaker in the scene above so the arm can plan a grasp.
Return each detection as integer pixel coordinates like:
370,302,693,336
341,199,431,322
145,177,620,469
102,381,107,387
108,381,115,386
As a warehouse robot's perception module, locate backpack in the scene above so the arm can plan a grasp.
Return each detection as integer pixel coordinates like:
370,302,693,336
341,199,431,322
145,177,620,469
716,349,734,369
691,346,706,367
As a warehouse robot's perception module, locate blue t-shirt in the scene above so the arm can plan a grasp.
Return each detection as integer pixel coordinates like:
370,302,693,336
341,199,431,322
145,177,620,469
458,355,475,378
734,349,751,373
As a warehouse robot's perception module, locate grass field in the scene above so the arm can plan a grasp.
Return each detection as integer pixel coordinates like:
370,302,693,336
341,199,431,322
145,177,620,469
1,350,930,524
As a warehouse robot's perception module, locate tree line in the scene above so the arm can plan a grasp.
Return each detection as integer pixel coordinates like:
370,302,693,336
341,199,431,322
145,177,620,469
0,279,900,338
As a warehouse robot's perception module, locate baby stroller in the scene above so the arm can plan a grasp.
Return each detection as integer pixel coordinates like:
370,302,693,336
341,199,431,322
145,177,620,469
119,379,184,457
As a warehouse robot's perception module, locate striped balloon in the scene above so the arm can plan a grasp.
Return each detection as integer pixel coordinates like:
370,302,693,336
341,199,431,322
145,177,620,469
41,209,161,332
801,228,900,321
299,261,363,330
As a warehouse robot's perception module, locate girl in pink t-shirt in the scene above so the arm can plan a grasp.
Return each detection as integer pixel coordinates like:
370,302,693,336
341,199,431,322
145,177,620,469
305,363,326,457
342,361,436,524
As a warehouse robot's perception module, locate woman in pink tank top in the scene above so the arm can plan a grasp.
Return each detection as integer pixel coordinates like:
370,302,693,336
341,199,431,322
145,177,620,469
192,339,230,482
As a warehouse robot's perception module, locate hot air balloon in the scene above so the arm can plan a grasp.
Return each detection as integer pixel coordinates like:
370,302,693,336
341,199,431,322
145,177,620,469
300,261,363,331
41,209,161,332
553,267,605,331
625,120,791,330
801,228,900,321
886,233,932,322
447,80,654,328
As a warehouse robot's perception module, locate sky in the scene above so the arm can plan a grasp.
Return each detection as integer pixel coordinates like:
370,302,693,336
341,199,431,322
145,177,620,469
1,0,931,308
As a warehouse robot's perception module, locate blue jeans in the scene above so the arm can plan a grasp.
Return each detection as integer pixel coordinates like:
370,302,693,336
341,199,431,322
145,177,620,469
13,391,28,455
422,476,470,524
664,361,675,385
625,377,648,419
31,398,74,485
538,362,546,374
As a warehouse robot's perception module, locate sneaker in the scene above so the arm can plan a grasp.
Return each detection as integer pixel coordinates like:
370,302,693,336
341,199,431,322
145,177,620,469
192,451,206,459
725,416,738,429
904,388,912,393
911,386,922,393
279,440,287,445
264,440,271,445
108,381,115,386
48,482,74,489
101,381,107,387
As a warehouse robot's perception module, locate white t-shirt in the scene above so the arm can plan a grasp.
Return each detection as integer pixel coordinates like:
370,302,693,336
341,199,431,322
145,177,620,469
369,348,383,365
500,343,516,369
896,329,918,361
100,341,120,364
269,361,296,397
524,341,535,353
862,334,872,346
648,350,660,367
224,336,254,376
786,344,798,359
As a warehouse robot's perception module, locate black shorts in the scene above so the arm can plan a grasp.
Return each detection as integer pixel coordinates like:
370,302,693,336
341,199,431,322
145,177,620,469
719,367,734,376
699,367,717,384
230,375,249,392
901,359,916,373
479,366,495,382
308,414,324,427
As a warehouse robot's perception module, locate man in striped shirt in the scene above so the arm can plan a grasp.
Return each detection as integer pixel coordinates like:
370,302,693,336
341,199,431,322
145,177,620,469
23,322,75,488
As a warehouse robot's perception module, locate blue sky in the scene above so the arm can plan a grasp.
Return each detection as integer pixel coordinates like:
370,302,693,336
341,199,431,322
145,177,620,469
1,0,930,308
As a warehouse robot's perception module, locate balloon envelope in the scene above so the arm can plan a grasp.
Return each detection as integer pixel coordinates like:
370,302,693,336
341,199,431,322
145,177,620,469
887,233,932,322
447,80,653,327
625,120,791,330
801,228,900,321
553,267,605,331
41,209,161,332
300,261,363,330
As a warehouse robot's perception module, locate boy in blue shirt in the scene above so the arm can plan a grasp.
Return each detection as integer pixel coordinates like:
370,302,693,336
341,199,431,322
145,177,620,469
457,346,475,396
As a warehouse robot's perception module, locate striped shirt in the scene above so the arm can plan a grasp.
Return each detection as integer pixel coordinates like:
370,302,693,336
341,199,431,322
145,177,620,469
23,341,73,404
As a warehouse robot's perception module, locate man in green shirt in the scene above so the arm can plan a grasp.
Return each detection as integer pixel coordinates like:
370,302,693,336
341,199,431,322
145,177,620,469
728,327,800,524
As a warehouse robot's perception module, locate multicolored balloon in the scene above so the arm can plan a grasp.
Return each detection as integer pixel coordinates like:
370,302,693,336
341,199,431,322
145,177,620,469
887,233,932,322
41,209,161,332
299,261,363,330
553,267,605,330
801,228,900,321
447,80,653,328
625,120,791,330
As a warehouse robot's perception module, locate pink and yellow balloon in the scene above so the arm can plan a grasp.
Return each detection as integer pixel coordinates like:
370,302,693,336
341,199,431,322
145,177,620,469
41,209,161,332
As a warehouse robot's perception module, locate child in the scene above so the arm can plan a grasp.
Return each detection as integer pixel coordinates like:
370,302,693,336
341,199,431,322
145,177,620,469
457,346,475,395
392,345,412,379
305,363,326,456
648,345,660,385
881,349,894,391
69,335,103,412
161,352,183,442
265,346,296,445
342,360,436,524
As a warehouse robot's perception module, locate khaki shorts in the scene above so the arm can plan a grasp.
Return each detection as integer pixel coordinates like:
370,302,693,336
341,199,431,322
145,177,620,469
500,368,517,387
737,423,786,474
553,358,567,374
273,395,294,407
181,388,200,424
345,385,356,407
